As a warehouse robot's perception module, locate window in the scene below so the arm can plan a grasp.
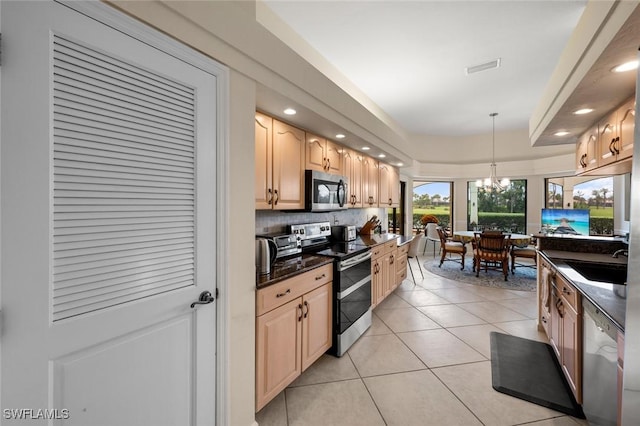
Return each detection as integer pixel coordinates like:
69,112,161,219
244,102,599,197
547,181,563,208
573,177,614,235
467,180,527,233
413,181,453,234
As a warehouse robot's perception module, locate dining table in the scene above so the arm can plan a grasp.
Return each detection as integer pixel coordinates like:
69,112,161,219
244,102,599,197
452,231,532,246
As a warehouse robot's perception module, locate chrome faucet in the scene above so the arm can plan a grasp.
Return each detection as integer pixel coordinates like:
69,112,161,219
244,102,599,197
612,249,628,258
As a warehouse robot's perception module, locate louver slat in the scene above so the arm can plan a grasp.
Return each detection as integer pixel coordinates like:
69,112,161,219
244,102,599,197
52,34,196,321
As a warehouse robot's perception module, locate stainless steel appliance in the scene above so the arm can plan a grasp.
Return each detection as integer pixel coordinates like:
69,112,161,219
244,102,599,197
331,225,356,242
583,298,618,426
304,170,348,211
255,238,276,275
293,221,372,356
255,232,301,259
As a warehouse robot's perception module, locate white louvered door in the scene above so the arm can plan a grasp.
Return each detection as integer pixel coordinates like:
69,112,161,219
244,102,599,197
1,2,222,425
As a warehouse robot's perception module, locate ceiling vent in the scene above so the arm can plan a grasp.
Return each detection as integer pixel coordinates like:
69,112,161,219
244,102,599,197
465,58,501,75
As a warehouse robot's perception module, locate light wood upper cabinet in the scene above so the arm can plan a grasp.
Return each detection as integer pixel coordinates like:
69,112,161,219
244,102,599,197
616,98,635,161
343,148,363,208
305,133,343,175
596,97,635,169
363,156,379,207
255,113,273,209
598,111,618,168
575,125,598,174
576,97,634,176
255,112,305,210
378,163,400,208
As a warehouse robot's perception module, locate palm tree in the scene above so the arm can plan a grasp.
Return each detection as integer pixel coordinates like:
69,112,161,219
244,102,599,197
601,187,609,208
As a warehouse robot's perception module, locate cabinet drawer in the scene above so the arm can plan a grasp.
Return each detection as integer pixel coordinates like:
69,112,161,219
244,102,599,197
397,243,409,256
257,264,333,316
371,243,385,259
555,273,579,310
385,240,397,253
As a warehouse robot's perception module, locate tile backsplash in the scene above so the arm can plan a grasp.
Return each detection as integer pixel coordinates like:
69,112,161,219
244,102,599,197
256,208,387,235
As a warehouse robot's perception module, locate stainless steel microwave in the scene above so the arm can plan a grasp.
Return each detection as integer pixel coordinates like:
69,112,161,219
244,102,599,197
305,170,348,212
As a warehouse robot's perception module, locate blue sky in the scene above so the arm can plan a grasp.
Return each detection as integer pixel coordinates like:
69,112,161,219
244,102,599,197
572,177,613,198
413,182,450,197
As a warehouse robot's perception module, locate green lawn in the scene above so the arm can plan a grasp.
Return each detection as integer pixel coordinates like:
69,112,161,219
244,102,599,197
589,207,613,218
413,207,450,215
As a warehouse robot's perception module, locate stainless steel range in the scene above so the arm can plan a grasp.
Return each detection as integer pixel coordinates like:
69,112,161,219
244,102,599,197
290,222,372,356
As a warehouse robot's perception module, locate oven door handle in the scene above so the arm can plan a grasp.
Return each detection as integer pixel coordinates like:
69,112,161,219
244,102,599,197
337,274,372,300
338,251,372,271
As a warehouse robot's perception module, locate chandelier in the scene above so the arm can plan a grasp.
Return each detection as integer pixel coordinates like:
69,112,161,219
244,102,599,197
476,112,510,192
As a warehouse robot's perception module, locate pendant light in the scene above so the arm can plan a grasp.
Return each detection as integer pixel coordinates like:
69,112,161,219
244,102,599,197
476,113,510,191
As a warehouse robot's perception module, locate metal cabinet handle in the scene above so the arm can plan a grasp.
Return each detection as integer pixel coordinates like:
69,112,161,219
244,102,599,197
276,289,291,298
267,188,273,205
327,158,331,170
315,273,326,281
273,189,279,205
614,136,620,154
298,303,303,321
609,138,616,155
190,290,215,308
303,300,309,318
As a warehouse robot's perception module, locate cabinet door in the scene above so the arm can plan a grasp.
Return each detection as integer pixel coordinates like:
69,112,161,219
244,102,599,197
395,254,407,286
381,252,392,298
256,298,302,411
325,139,343,175
386,249,398,295
301,283,332,371
539,263,552,338
575,127,598,174
549,287,562,359
617,99,635,161
344,149,363,208
561,303,582,403
305,133,326,172
598,112,618,167
378,163,391,207
255,113,273,209
371,258,383,308
390,166,400,208
272,120,305,210
363,156,378,206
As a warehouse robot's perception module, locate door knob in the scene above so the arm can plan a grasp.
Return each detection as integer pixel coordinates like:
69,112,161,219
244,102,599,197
190,290,215,308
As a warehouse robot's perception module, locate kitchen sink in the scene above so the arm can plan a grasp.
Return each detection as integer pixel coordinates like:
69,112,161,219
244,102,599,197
564,261,627,285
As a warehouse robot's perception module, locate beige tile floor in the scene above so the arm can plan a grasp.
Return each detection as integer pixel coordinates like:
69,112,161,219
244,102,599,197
256,261,590,426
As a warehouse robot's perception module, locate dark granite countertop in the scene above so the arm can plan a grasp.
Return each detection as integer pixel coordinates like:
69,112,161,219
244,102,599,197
355,233,413,247
540,250,627,332
256,254,334,289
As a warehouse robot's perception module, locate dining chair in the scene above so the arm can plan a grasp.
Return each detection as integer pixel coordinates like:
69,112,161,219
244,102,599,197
511,237,537,273
437,227,466,270
407,234,424,283
473,232,511,281
423,223,440,257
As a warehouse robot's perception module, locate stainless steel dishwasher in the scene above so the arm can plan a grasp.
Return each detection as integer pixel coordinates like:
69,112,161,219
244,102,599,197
583,298,618,426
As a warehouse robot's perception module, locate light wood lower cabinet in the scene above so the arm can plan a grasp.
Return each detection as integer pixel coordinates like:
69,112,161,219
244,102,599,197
540,257,582,403
371,240,404,307
255,265,333,411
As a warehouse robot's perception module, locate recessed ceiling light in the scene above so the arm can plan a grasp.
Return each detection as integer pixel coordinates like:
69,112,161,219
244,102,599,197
554,131,570,136
283,108,296,115
361,146,370,151
378,154,386,158
397,162,404,167
612,60,639,73
574,108,594,115
335,133,346,139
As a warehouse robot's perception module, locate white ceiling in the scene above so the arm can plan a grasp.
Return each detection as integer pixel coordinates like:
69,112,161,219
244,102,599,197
262,0,588,138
